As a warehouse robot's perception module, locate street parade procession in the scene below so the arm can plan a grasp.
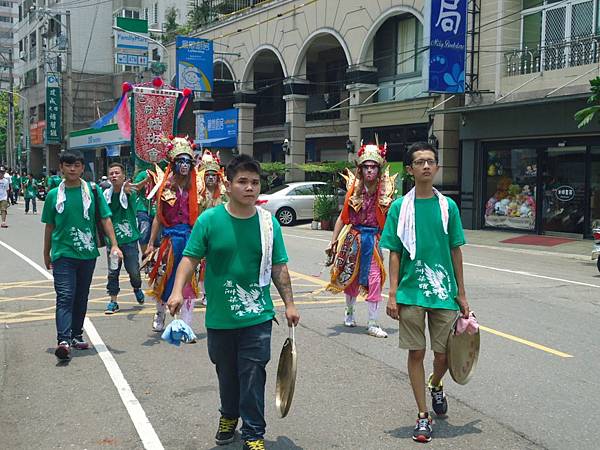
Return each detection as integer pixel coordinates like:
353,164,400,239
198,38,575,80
22,1,600,449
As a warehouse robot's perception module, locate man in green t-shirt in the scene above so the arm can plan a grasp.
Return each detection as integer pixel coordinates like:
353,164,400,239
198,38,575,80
42,151,123,361
380,142,469,444
23,173,38,214
103,162,145,314
10,169,21,205
167,155,300,450
46,169,62,191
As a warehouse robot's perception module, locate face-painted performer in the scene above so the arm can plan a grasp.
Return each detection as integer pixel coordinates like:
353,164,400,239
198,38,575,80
327,141,397,338
144,136,200,334
194,149,228,305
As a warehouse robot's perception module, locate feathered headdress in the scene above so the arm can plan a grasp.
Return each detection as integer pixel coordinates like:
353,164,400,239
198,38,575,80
162,135,196,161
199,150,221,172
356,138,387,167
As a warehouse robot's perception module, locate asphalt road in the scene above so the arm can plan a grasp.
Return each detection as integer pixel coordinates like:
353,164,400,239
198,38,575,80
1,202,598,449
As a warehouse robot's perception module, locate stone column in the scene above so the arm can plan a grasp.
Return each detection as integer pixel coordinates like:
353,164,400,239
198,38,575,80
234,91,257,157
283,78,310,182
431,94,461,193
346,83,378,161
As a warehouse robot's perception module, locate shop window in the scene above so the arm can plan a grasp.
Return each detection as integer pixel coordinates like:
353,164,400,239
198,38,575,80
484,148,537,230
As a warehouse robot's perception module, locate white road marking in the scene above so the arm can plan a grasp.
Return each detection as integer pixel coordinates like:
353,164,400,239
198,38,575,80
0,239,164,450
283,233,600,288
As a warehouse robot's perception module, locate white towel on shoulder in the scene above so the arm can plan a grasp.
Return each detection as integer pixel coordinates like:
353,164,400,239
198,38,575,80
397,187,449,260
102,183,128,209
257,206,274,287
55,179,92,220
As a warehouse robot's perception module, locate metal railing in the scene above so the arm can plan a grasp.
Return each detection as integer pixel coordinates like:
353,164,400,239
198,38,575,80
203,0,275,20
506,35,600,76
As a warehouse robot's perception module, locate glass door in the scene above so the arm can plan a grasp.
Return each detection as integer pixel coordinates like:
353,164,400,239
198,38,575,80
542,146,586,235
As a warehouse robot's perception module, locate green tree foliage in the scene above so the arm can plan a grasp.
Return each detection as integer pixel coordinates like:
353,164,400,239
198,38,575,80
575,77,600,128
0,92,22,162
187,1,213,30
162,7,180,44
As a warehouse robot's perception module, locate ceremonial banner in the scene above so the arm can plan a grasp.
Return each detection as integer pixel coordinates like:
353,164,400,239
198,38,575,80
133,91,177,163
426,0,468,93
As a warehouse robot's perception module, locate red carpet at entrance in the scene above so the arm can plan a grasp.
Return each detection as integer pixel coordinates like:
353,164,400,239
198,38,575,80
500,235,575,247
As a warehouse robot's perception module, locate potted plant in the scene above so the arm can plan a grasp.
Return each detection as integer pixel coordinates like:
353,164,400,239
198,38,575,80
313,187,338,231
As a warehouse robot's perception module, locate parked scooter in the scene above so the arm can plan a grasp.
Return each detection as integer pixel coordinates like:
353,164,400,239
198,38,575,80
592,227,600,273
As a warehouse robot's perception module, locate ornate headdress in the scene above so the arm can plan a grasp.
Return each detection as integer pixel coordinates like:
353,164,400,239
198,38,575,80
356,140,387,167
162,135,196,161
199,149,221,173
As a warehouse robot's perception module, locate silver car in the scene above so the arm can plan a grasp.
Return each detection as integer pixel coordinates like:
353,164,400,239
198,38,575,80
257,182,332,226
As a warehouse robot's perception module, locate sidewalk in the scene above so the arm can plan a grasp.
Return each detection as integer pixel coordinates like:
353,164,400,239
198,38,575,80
294,221,592,259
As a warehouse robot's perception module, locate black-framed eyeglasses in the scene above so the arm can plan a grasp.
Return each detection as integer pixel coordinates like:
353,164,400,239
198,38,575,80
412,159,437,167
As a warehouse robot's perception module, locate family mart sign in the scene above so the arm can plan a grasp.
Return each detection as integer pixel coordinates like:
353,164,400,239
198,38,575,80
68,124,129,149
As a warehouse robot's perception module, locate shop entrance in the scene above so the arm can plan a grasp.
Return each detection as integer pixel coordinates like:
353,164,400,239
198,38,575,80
541,146,586,235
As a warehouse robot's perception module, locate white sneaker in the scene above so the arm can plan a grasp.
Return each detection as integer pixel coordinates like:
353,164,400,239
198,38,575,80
152,311,165,332
344,314,356,327
367,325,388,338
201,294,207,306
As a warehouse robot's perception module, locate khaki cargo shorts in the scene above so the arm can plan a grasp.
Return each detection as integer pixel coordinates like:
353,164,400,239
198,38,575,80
0,199,8,212
398,305,459,354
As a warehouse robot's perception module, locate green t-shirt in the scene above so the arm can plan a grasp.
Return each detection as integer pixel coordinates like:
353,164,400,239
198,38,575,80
103,190,141,245
11,175,21,188
133,171,155,215
183,204,288,330
380,196,466,310
47,175,62,190
41,182,112,261
23,179,38,199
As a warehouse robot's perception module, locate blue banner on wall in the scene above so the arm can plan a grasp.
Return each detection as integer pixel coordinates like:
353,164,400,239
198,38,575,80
176,36,214,94
427,0,468,93
195,108,238,148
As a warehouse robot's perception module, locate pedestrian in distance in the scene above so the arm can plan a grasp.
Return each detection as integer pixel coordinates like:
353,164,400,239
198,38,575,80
167,154,300,450
380,141,470,443
46,169,62,191
23,173,38,214
0,166,10,228
103,162,145,315
42,151,123,361
99,175,111,190
10,168,21,205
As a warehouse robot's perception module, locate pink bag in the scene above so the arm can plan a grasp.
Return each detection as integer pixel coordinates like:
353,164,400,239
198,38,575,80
455,312,479,335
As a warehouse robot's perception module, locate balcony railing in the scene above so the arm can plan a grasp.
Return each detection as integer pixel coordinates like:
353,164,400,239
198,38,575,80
204,0,275,21
506,35,600,77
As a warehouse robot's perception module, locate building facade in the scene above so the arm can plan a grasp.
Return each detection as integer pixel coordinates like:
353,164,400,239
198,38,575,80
454,0,600,238
165,0,461,195
0,1,16,90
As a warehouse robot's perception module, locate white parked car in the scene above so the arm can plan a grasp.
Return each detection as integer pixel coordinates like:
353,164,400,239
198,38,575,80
257,182,343,226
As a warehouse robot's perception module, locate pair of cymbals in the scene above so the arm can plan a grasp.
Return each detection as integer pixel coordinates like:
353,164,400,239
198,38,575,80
447,315,480,385
275,326,297,418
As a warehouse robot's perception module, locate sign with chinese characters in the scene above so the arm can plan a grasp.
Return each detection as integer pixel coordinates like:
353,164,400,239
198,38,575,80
116,53,148,67
45,74,62,143
30,121,45,146
195,108,238,148
427,0,468,93
133,92,177,162
555,186,576,202
176,36,213,94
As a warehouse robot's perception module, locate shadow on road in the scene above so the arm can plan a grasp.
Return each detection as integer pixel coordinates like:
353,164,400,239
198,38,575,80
386,418,483,440
207,435,303,450
326,324,398,338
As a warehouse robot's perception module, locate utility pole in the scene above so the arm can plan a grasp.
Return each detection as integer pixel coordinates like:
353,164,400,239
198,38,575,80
64,10,73,144
7,48,14,169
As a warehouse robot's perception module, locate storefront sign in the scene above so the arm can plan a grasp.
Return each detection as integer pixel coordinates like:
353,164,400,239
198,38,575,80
426,0,468,93
68,123,129,149
115,17,148,50
133,92,177,162
45,74,62,143
555,186,575,202
30,121,46,146
195,108,238,148
106,145,120,157
176,36,213,94
116,53,148,67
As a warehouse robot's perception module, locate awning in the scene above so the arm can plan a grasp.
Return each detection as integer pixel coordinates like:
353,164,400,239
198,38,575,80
194,136,237,148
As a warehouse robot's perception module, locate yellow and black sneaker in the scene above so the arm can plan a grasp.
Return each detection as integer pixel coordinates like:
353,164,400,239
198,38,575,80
243,439,266,450
215,416,238,445
428,374,448,416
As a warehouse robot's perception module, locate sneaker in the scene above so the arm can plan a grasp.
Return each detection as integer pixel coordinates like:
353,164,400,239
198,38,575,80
104,301,119,315
134,289,145,305
367,324,388,338
215,416,238,445
344,307,356,327
201,294,207,306
243,440,265,450
152,310,166,332
54,341,71,360
428,374,448,416
71,335,90,350
412,413,432,443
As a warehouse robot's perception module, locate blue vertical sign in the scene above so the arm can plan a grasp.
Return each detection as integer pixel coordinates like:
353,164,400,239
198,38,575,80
176,36,214,94
427,0,468,93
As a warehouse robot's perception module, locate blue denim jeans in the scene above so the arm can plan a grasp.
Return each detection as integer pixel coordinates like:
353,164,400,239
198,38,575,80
136,211,152,245
25,196,36,213
53,257,96,343
207,320,273,441
106,241,142,296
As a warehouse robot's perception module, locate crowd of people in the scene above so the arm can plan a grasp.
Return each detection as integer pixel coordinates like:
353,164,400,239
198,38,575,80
31,138,468,447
